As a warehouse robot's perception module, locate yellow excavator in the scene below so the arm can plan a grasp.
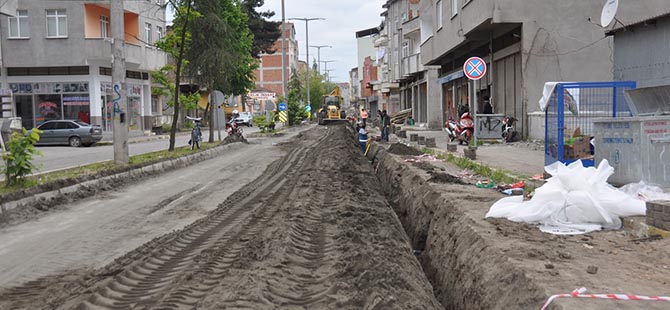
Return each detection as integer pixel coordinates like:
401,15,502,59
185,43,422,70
317,86,347,125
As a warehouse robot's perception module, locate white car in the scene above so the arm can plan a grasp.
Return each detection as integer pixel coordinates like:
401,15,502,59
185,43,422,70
233,112,253,127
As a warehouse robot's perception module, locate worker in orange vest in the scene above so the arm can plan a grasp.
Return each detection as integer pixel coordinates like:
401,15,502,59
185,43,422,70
360,108,368,128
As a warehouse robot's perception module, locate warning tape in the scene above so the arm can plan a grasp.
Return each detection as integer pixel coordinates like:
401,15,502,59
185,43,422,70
541,287,670,310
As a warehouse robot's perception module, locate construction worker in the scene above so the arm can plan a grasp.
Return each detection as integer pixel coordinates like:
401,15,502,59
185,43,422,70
360,108,368,128
357,122,368,152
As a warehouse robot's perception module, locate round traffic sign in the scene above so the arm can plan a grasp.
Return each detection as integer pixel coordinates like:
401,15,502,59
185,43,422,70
209,90,225,106
463,57,487,81
305,105,312,112
278,102,287,111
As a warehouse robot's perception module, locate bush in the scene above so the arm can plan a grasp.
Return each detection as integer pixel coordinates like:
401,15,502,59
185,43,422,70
2,128,42,186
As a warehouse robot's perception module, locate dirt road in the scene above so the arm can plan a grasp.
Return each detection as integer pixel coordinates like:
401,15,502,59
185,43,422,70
0,124,442,310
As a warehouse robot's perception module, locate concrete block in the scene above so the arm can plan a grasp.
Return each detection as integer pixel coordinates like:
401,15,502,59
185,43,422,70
398,130,407,138
425,137,436,147
464,147,477,160
410,134,419,142
447,143,458,152
418,136,426,145
647,217,656,227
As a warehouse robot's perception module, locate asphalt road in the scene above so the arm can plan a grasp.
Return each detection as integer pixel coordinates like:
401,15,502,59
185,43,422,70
32,127,260,174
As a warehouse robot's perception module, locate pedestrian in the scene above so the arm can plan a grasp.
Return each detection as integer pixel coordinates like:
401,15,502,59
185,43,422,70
357,122,368,152
382,110,391,142
360,108,368,127
377,110,383,129
482,96,493,114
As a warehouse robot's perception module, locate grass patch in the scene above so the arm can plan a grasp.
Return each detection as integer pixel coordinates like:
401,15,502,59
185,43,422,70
0,142,218,196
421,147,520,184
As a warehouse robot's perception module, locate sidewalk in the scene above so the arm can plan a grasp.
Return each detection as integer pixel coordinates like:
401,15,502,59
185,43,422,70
392,126,546,178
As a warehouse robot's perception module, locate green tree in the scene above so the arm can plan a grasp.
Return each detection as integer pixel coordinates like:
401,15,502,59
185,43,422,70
156,0,200,151
186,0,256,142
241,0,281,57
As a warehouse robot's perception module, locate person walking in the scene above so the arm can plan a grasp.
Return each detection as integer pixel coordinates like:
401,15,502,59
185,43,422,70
381,110,391,142
357,122,368,152
360,108,368,127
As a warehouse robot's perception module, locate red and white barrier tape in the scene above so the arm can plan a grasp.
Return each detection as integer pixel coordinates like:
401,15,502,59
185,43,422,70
541,287,670,309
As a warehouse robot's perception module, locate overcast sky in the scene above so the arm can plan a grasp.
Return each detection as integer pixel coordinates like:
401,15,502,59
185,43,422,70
260,0,385,83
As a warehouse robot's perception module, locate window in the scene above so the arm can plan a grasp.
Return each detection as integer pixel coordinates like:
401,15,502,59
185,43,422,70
402,41,409,58
145,23,152,45
437,1,443,29
100,15,109,38
9,10,29,38
451,0,458,17
46,9,67,38
156,26,163,42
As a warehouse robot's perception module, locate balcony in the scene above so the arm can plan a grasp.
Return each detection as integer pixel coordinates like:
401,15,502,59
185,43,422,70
84,39,167,71
401,53,424,77
402,16,420,37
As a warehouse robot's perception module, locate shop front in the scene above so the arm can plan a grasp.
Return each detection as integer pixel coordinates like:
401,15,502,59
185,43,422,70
11,82,90,130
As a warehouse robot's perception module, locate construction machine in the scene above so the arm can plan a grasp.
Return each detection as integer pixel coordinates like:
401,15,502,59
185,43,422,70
317,87,347,125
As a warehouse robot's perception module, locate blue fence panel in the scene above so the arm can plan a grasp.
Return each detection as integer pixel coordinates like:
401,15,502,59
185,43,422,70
544,81,636,167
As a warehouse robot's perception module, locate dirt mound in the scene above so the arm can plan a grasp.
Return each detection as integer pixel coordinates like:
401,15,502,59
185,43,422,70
222,134,248,144
0,123,442,310
388,142,423,156
427,172,464,184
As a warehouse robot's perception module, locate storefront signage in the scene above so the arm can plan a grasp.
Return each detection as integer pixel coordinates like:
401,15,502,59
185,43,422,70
63,95,90,106
248,92,275,100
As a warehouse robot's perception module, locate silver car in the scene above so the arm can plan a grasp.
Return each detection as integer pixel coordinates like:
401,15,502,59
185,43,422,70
233,112,254,127
34,120,103,147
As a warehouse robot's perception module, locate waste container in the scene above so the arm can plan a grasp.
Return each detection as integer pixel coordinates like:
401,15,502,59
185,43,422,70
541,81,636,167
594,85,670,187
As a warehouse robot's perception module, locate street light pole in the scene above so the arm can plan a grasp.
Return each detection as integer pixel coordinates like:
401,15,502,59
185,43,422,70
289,17,324,110
281,0,287,98
111,0,128,164
309,45,331,73
325,69,335,83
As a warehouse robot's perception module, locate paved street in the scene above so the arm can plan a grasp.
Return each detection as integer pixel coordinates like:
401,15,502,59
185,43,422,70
33,127,260,174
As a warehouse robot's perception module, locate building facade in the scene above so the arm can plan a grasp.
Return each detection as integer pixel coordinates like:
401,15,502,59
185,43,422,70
349,67,359,106
608,13,670,89
356,26,381,114
1,0,167,132
252,22,298,109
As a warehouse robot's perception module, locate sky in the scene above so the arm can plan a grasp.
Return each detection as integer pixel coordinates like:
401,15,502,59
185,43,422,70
260,0,385,83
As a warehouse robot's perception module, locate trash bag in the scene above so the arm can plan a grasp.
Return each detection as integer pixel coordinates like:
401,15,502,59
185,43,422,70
485,159,646,234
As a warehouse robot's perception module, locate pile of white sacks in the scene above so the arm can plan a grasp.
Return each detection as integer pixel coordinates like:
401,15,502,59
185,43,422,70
485,159,670,234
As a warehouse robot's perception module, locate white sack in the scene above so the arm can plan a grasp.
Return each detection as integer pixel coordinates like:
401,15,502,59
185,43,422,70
485,159,646,234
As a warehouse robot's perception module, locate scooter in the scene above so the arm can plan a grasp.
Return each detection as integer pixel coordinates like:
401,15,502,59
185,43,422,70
501,116,519,143
445,112,474,145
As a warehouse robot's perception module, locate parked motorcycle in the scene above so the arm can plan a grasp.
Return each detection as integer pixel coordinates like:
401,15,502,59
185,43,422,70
445,112,474,145
501,116,520,143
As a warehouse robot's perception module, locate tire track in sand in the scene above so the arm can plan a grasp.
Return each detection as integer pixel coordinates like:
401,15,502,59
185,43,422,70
71,130,331,310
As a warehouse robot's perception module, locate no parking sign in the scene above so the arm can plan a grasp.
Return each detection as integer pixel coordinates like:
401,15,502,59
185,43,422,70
463,57,486,81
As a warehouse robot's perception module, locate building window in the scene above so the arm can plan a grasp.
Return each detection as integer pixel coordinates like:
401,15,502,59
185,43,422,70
156,26,163,42
437,1,443,29
100,15,109,38
451,0,458,18
9,10,29,38
145,22,152,45
46,9,67,38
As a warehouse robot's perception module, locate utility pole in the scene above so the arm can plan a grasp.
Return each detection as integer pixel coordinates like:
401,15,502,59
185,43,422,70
289,17,324,110
325,69,335,83
309,45,331,73
320,60,336,75
111,0,129,164
281,0,287,98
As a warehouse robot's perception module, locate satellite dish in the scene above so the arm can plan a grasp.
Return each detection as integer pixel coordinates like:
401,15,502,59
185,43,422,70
600,0,619,27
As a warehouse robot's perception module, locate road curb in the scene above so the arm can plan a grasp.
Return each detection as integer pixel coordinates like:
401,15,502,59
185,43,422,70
0,143,234,216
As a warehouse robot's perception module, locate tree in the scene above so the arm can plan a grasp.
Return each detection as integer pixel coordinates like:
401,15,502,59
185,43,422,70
241,0,281,57
186,0,256,143
156,0,199,151
286,70,304,125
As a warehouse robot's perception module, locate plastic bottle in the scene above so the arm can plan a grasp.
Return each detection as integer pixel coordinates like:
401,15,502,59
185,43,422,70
501,188,524,196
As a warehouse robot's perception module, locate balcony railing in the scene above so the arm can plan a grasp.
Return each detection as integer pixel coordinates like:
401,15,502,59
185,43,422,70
401,53,424,76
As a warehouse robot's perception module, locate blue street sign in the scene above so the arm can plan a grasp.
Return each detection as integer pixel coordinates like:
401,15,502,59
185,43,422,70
463,57,487,81
278,102,287,111
305,105,312,112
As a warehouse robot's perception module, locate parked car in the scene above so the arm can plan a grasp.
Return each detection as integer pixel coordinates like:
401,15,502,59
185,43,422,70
32,120,103,147
233,112,253,127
